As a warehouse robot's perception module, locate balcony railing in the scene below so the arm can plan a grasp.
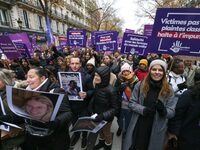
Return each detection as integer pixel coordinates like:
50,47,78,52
16,0,42,10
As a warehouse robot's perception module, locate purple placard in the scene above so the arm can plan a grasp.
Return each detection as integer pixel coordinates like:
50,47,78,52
9,32,34,56
67,29,87,47
31,33,37,50
148,8,200,56
121,33,148,56
14,43,31,58
125,28,135,33
144,24,153,36
95,31,118,52
0,35,20,59
91,31,109,46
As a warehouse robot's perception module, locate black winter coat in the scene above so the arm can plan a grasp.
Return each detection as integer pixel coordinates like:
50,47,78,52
168,89,200,150
89,66,119,121
23,79,73,150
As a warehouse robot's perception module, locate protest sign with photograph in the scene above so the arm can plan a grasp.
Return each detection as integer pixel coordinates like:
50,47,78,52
6,86,64,123
58,72,83,101
71,116,107,133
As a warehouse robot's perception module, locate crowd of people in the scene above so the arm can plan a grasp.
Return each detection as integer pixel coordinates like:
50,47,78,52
0,45,200,150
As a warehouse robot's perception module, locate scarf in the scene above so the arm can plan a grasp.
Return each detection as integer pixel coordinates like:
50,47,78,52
26,78,48,91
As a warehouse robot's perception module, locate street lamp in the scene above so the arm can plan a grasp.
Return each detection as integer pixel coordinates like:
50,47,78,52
17,18,23,29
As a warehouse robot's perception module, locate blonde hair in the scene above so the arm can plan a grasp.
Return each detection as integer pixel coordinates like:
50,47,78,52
0,68,13,86
25,95,53,122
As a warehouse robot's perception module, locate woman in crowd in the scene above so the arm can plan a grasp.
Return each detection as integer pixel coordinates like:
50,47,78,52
0,67,73,150
0,68,24,149
123,59,176,150
116,63,138,136
168,69,200,150
89,66,119,150
23,67,73,150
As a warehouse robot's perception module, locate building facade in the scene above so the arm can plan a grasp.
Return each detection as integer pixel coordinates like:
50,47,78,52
0,0,95,45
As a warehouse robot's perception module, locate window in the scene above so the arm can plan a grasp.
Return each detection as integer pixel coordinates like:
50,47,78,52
0,9,9,26
23,10,29,28
63,23,65,34
38,15,43,30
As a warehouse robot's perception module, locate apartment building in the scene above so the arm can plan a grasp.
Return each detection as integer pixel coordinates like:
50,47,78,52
0,0,94,44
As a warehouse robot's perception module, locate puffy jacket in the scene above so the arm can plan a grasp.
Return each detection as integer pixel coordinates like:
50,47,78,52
89,66,119,121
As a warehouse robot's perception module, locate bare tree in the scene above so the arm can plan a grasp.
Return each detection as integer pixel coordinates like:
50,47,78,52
86,0,123,31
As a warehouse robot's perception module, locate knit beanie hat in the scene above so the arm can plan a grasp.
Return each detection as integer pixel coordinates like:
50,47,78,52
139,59,148,66
86,58,95,66
121,63,132,73
149,59,167,72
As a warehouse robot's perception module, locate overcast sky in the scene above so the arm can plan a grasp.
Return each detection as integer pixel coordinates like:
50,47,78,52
110,0,154,32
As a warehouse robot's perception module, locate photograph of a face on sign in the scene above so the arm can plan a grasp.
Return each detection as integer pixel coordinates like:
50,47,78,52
58,72,83,101
6,86,64,123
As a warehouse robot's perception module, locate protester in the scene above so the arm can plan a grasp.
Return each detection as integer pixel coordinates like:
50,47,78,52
67,56,93,149
123,59,176,150
0,68,24,150
5,67,73,150
103,54,120,74
115,63,138,136
134,59,148,81
183,59,200,87
167,69,200,150
90,66,119,150
168,58,187,97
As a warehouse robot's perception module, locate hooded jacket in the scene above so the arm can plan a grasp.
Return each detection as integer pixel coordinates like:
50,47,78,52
89,66,119,121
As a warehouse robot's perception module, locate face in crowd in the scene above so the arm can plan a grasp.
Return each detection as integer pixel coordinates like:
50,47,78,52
26,68,46,89
150,64,164,81
103,55,112,65
70,57,81,72
94,73,101,84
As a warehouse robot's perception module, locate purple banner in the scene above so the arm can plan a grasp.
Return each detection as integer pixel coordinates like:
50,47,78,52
0,35,20,59
14,43,31,58
125,28,135,33
31,33,37,50
144,24,153,36
121,33,148,55
148,8,200,56
91,31,109,46
67,29,87,47
9,32,34,56
95,31,118,52
46,16,55,46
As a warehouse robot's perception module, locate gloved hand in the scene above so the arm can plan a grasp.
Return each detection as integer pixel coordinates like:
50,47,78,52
177,82,187,90
119,83,127,92
143,107,155,117
93,114,104,122
155,100,167,117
